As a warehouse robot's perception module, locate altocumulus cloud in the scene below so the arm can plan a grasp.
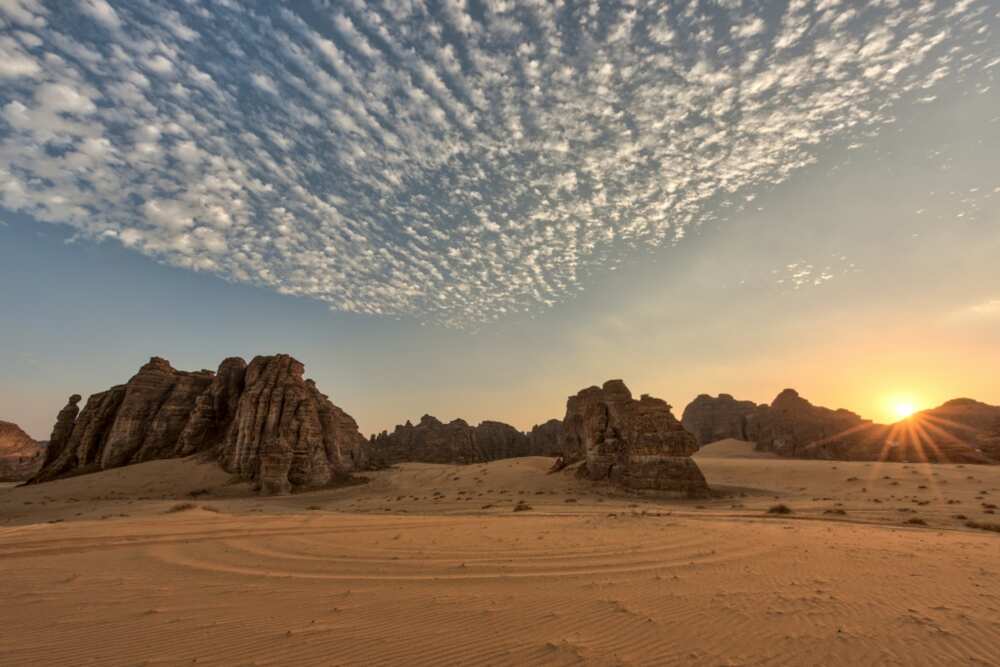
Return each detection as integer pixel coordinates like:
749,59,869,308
0,0,997,326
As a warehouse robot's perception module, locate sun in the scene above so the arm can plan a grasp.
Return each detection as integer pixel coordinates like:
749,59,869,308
892,402,917,420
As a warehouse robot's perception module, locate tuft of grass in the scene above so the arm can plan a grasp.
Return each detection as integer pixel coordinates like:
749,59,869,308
306,505,322,511
165,502,197,514
513,500,533,512
904,517,927,526
767,504,792,515
966,520,1000,533
823,508,847,515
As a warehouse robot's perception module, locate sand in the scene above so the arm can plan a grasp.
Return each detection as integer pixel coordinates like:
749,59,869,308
2,440,999,666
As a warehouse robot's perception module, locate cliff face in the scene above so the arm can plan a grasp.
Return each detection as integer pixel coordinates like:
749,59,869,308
370,415,530,465
562,380,708,496
680,394,759,445
0,421,44,482
30,355,370,494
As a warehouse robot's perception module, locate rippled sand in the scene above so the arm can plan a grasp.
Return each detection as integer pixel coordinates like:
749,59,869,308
2,442,998,666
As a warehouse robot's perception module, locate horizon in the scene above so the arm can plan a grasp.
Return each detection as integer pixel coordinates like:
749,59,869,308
7,343,996,442
2,0,999,440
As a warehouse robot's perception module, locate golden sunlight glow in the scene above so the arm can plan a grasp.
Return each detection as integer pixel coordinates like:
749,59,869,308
892,402,917,420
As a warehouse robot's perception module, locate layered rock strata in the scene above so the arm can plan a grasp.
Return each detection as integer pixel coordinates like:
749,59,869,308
30,355,369,493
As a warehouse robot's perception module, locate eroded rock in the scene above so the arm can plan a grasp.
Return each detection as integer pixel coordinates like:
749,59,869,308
370,415,531,464
30,355,370,493
680,393,759,445
562,380,708,496
0,421,45,482
527,418,564,456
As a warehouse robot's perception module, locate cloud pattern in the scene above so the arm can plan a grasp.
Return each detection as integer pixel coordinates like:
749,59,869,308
1,0,997,326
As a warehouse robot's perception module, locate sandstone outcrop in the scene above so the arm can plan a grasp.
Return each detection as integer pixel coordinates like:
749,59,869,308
527,419,564,456
681,394,759,445
30,355,370,493
745,391,1000,464
746,389,868,458
0,421,44,481
370,415,530,465
561,380,708,496
42,394,81,469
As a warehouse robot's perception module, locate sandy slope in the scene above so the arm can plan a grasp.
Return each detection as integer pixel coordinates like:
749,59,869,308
1,445,999,666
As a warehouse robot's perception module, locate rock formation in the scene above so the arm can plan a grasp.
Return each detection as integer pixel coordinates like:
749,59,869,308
681,394,759,445
370,415,530,465
0,421,45,482
746,389,868,458
40,394,81,472
30,355,370,493
744,390,1000,464
561,380,708,496
527,418,564,456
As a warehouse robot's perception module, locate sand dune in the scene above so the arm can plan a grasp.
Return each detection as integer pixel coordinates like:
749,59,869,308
2,454,999,666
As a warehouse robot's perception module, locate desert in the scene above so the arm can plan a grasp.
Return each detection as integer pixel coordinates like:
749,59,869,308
3,437,1000,665
3,0,1000,665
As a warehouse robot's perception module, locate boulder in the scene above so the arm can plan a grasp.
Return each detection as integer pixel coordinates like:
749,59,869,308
0,421,45,482
681,394,759,445
30,354,370,493
561,380,708,496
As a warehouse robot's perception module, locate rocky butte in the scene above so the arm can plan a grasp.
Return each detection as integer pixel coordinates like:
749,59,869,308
0,420,45,482
561,380,708,496
30,355,371,494
681,394,760,445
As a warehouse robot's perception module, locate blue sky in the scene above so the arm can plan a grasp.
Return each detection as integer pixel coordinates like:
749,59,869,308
1,0,999,438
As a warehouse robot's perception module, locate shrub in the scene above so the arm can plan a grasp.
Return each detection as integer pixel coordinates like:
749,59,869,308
966,520,1000,533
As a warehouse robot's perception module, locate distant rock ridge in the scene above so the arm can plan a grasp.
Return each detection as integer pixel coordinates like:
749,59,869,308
0,420,45,482
370,415,538,465
681,393,760,445
685,388,1000,464
561,380,708,496
30,355,370,494
527,419,564,456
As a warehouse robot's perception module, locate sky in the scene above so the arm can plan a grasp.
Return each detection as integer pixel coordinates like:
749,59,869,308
1,0,998,440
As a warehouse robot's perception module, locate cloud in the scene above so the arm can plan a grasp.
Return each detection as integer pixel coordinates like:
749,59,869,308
964,299,1000,319
77,0,121,29
0,0,997,327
